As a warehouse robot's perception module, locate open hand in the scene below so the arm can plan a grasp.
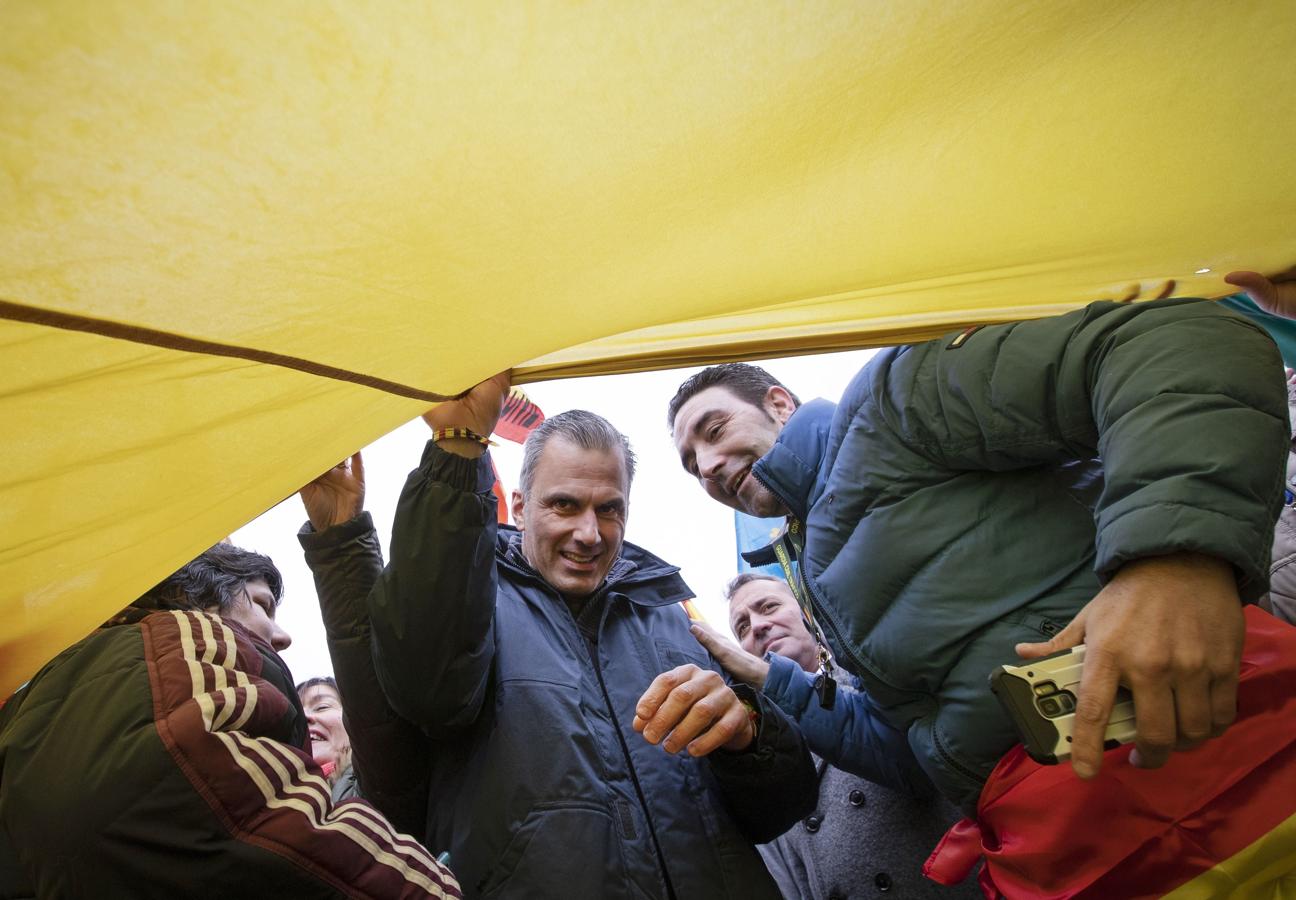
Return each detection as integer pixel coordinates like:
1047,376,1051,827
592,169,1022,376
633,664,755,756
300,452,365,531
690,621,769,691
1016,552,1243,779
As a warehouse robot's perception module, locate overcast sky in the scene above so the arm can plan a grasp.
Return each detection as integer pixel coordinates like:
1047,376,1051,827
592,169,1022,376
232,348,880,682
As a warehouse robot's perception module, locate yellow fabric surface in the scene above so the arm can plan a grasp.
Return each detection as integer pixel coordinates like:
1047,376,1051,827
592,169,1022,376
2,1,1295,694
1162,809,1296,898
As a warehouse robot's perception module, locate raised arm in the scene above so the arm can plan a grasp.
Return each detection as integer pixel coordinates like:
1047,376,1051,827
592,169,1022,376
365,374,510,735
298,452,432,834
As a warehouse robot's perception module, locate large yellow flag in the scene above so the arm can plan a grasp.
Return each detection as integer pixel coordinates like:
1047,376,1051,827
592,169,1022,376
2,1,1295,694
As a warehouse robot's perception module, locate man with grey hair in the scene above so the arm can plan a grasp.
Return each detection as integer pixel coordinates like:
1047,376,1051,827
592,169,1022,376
296,372,816,900
692,572,980,898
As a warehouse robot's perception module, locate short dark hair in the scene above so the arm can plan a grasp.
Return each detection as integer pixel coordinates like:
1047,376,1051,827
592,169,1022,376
296,675,340,699
137,543,284,615
667,363,801,429
723,571,785,601
518,410,637,496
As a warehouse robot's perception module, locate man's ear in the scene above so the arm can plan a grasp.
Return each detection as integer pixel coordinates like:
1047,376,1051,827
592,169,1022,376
511,489,525,529
762,385,797,426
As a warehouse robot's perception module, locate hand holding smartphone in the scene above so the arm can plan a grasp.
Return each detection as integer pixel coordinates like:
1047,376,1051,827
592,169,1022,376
990,645,1136,765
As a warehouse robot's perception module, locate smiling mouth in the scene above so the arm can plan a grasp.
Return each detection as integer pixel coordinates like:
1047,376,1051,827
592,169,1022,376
560,551,598,568
727,466,750,497
309,730,327,743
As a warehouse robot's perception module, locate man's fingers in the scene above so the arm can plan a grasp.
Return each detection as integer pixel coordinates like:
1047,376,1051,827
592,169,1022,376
690,624,736,663
637,666,713,744
686,704,751,757
1208,670,1239,738
1070,647,1120,779
1224,270,1272,305
1170,671,1214,751
350,451,365,487
636,668,738,753
659,686,730,753
1127,677,1176,770
689,622,723,652
1015,615,1085,660
634,666,693,733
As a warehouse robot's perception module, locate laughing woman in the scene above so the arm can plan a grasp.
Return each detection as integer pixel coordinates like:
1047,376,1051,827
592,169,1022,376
297,676,358,803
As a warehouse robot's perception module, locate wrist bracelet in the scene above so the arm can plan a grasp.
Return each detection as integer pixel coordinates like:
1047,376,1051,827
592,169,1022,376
430,427,495,447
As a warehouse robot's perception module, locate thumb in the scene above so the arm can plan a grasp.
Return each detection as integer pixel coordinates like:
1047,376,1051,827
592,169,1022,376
1224,270,1272,303
1015,614,1086,660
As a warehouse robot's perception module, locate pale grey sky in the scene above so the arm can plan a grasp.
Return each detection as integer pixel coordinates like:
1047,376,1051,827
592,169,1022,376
232,348,879,682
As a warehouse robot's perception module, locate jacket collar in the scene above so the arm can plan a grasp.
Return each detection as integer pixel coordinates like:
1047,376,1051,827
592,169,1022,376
496,527,693,607
751,398,836,521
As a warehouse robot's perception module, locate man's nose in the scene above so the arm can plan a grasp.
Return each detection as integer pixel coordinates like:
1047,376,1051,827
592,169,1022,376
572,508,601,545
697,446,725,481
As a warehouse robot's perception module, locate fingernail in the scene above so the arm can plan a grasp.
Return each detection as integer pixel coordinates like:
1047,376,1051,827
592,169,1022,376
1073,761,1094,779
643,730,658,743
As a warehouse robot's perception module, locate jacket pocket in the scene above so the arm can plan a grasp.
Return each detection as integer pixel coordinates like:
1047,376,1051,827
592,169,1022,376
655,639,711,675
477,800,630,899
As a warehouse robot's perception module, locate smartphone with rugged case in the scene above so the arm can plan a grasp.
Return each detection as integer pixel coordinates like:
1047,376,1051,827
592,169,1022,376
989,645,1137,765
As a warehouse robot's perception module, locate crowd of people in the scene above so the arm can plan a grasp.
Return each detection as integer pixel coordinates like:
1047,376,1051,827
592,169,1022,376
3,269,1296,898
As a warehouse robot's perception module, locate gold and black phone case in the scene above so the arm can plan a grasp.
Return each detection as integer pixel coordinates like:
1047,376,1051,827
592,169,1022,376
990,645,1137,765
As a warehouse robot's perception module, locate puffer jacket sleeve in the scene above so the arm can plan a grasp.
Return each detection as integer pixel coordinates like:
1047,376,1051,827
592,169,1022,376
762,654,932,794
298,511,431,836
366,441,500,735
838,297,1287,599
704,683,818,843
1261,375,1296,625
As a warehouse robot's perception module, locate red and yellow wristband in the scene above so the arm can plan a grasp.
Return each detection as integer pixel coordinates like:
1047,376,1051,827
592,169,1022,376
430,426,496,447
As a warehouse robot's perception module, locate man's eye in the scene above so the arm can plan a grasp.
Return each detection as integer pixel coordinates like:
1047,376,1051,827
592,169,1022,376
735,622,748,637
708,423,723,440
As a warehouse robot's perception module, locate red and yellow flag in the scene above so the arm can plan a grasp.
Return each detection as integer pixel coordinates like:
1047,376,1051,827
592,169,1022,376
926,607,1296,898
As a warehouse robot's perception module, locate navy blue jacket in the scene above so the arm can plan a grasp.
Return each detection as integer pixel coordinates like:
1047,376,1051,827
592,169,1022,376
347,442,815,899
762,654,931,796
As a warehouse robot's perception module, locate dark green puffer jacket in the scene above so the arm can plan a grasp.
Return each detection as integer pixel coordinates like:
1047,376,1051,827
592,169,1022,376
751,297,1289,812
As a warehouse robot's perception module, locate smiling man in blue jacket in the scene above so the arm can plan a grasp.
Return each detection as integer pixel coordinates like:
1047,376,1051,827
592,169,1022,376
299,373,817,900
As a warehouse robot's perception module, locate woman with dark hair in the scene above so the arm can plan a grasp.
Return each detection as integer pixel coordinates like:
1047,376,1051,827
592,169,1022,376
296,675,359,803
0,543,457,898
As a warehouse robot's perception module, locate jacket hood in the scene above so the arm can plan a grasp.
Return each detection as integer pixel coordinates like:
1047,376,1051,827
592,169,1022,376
751,398,836,521
495,525,693,607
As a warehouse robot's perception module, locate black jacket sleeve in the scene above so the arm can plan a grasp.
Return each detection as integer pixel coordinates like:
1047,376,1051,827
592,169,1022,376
705,683,818,843
298,512,430,836
366,442,501,736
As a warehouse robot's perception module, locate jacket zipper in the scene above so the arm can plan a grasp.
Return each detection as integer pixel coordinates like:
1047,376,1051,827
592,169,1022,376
581,590,679,900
